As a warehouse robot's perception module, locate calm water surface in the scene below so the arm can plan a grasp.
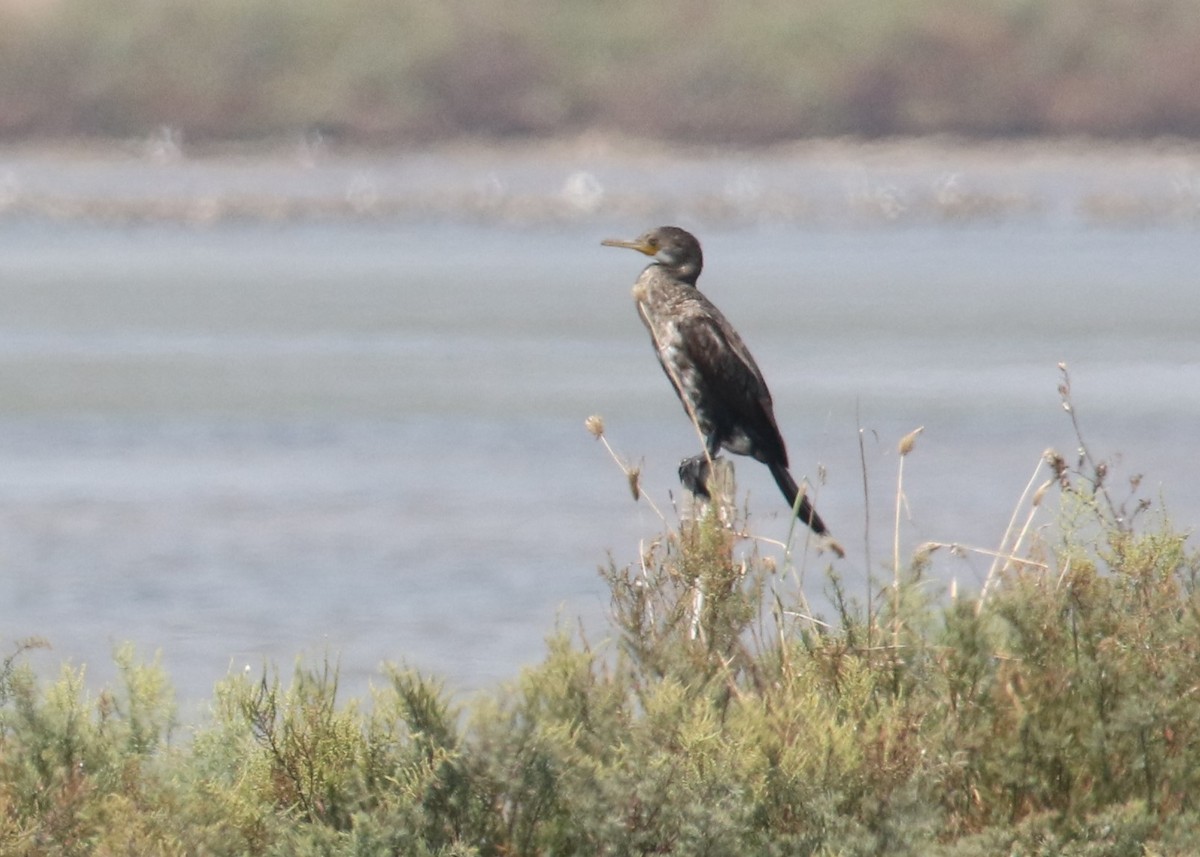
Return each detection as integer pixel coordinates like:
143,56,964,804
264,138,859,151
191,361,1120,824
0,147,1198,710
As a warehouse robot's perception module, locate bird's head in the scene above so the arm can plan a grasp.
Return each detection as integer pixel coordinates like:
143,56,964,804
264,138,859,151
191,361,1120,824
602,226,703,285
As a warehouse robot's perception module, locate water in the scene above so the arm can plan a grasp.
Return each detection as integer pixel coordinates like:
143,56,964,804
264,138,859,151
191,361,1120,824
0,144,1198,711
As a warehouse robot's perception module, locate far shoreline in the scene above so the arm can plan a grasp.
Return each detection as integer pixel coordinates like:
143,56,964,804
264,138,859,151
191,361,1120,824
1,134,1197,229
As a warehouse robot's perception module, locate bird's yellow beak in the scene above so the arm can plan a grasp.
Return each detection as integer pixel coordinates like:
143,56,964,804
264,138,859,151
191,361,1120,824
601,237,656,256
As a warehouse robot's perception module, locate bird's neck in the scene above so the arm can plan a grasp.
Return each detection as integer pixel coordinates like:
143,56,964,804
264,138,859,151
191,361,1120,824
633,265,694,310
657,259,700,285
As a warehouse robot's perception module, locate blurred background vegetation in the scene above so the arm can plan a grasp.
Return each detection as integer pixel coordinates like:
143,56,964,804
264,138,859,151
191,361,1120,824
2,0,1199,145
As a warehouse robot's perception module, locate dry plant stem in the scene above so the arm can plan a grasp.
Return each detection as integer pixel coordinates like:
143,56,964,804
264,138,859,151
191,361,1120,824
781,487,818,635
638,538,655,628
771,591,791,672
893,452,906,650
597,431,667,523
893,427,922,651
978,455,1046,612
737,532,787,551
926,542,1049,571
1000,499,1044,572
783,484,812,570
1059,362,1124,525
779,609,832,630
1056,553,1074,590
857,414,875,647
740,526,813,644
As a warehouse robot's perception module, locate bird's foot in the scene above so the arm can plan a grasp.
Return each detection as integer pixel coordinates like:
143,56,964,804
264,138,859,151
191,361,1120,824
679,455,737,522
678,454,712,499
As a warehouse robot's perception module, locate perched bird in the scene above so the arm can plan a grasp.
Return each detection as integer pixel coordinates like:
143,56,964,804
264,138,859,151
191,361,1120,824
602,226,839,552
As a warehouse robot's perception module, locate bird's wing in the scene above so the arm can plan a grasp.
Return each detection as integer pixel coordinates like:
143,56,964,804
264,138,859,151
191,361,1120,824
676,311,789,462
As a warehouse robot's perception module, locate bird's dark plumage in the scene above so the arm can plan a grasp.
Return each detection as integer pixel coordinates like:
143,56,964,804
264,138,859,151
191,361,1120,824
602,226,838,551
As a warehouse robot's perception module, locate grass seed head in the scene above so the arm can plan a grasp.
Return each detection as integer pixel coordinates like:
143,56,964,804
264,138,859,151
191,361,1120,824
1045,448,1068,485
627,465,642,501
898,426,924,457
914,541,940,560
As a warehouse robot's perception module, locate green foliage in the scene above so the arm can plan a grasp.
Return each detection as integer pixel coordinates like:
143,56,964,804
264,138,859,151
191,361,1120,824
0,641,181,856
943,516,1200,831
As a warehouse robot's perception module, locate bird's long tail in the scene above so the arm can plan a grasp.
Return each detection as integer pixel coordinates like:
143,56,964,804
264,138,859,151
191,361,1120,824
684,455,842,557
768,461,832,539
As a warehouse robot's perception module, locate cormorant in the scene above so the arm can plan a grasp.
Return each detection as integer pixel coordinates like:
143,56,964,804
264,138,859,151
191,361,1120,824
602,226,839,551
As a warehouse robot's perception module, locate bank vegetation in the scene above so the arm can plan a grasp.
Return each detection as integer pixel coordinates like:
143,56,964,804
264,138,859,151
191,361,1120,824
2,0,1199,144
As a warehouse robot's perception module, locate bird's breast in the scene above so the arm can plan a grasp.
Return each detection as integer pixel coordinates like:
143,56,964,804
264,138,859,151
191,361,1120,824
659,325,701,387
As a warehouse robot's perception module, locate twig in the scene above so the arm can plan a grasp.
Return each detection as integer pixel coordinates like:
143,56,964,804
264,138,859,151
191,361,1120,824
978,455,1050,612
856,402,874,646
778,610,834,630
894,427,923,650
637,538,655,627
585,415,667,523
920,541,1050,571
781,484,819,635
733,532,788,551
1058,362,1124,527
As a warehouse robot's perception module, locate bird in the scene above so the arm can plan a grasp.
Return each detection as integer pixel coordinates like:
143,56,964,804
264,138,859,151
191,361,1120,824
601,226,840,553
